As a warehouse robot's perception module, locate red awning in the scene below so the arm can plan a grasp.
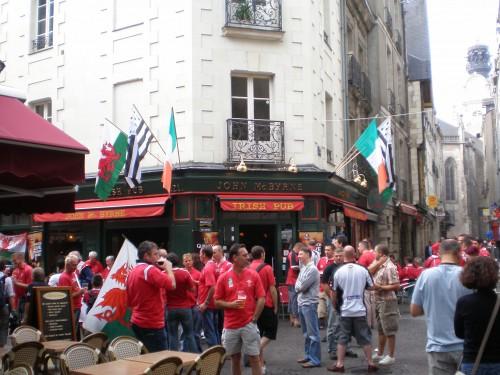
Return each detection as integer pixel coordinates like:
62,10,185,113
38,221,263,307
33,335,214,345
218,194,304,212
343,204,368,221
0,95,89,214
33,195,169,222
399,202,418,216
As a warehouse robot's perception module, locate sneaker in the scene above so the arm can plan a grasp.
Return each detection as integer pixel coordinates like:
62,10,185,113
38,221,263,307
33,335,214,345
262,366,267,374
372,349,383,362
378,355,395,365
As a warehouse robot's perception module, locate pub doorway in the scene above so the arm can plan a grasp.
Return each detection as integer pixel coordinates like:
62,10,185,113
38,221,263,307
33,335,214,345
239,224,276,267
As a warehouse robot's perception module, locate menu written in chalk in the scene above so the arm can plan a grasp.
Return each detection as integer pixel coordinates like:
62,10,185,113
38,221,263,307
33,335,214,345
35,287,75,341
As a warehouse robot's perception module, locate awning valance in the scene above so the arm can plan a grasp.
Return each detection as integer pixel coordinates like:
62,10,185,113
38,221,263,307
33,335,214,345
218,194,304,212
399,202,418,216
33,195,169,222
342,204,378,222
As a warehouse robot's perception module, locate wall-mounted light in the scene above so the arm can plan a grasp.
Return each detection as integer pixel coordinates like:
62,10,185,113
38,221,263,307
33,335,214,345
236,155,248,173
352,162,367,188
287,158,298,173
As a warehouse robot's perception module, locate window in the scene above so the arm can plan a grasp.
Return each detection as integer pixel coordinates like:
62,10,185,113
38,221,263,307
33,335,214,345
445,158,457,201
231,76,270,141
32,0,54,51
32,100,52,123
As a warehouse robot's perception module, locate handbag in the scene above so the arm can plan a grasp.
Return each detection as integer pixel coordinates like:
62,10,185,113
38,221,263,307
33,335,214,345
455,294,500,375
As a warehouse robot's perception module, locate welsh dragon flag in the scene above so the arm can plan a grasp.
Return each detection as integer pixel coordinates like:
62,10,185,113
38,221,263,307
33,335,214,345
354,118,395,202
95,126,128,200
83,239,137,339
161,108,177,193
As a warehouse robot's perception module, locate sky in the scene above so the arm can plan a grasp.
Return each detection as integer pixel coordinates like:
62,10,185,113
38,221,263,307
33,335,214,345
427,0,498,124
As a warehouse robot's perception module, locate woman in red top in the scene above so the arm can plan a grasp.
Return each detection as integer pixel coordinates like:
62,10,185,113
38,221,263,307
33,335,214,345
285,244,300,327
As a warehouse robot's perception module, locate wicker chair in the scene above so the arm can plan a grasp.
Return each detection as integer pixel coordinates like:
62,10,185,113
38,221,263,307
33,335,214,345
143,356,182,375
10,326,44,346
81,332,108,360
184,346,225,375
107,336,148,361
2,342,45,372
60,343,100,375
4,363,34,375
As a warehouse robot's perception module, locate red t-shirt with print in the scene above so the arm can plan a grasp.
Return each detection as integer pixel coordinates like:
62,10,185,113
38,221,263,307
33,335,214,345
198,260,217,309
58,270,82,310
166,268,195,309
186,267,201,307
249,260,276,308
214,268,265,329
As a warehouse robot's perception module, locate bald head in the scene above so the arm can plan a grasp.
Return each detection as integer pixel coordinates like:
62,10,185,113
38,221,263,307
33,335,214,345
343,246,356,261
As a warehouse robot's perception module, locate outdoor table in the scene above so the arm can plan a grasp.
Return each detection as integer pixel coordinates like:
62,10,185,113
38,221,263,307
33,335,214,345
124,350,198,366
42,340,78,354
71,359,150,375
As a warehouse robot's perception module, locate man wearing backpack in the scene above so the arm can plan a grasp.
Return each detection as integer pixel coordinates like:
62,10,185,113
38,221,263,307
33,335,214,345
0,260,15,347
249,246,278,374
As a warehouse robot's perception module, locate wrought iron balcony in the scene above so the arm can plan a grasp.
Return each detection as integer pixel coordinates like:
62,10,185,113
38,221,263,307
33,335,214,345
227,118,285,163
31,34,53,52
225,0,282,31
347,54,362,89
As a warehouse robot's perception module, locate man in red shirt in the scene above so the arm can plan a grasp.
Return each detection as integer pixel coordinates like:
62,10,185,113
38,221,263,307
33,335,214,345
126,241,175,352
101,255,114,280
11,252,33,319
357,240,376,268
198,246,221,346
424,242,442,268
215,243,265,375
183,253,202,352
58,254,86,340
165,253,197,352
285,243,300,327
317,245,335,328
85,251,104,275
213,245,232,277
249,246,278,373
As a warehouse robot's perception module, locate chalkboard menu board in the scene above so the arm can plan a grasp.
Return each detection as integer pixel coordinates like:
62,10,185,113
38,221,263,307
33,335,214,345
35,287,75,341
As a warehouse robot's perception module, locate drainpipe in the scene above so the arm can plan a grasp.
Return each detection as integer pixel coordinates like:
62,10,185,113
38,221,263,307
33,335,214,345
340,0,349,155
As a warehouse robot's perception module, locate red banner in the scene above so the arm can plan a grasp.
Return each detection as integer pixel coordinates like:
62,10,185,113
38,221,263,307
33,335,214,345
34,206,165,222
220,200,304,212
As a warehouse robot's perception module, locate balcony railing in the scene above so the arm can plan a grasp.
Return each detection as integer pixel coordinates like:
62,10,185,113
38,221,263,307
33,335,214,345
227,118,285,163
348,54,362,89
225,0,282,31
443,135,461,143
31,34,53,52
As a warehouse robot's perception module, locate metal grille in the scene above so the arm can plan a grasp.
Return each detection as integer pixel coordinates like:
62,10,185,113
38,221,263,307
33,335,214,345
225,0,282,31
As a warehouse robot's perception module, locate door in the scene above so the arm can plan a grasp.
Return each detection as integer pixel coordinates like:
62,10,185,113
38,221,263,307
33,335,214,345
238,224,276,266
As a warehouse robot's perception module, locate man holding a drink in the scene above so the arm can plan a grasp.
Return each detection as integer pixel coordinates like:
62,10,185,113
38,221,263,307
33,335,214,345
215,243,265,375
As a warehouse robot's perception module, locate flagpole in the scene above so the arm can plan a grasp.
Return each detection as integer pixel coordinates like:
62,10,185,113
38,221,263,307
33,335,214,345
171,107,182,169
133,104,167,156
335,150,360,174
104,118,164,165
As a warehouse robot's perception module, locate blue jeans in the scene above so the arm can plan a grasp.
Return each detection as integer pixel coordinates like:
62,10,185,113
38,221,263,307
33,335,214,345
326,298,341,354
299,304,321,366
461,363,500,375
202,308,221,346
288,285,298,316
132,324,167,353
167,308,197,353
188,307,203,352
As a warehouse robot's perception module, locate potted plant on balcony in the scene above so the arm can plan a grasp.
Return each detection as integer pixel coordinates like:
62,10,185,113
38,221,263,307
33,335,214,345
234,1,252,22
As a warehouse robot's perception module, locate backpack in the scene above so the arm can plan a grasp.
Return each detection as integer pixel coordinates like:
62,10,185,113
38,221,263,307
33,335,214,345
0,276,8,309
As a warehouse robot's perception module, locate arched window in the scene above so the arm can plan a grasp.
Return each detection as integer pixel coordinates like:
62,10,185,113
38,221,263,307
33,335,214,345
445,158,456,201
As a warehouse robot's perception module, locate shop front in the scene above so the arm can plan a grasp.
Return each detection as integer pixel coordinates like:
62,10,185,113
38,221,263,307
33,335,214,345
34,168,377,282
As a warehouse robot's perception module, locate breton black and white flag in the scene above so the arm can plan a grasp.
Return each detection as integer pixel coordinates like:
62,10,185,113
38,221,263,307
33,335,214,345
124,108,154,188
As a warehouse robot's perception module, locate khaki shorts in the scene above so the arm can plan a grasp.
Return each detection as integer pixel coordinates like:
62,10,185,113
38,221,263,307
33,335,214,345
317,291,328,319
222,322,260,356
375,299,400,336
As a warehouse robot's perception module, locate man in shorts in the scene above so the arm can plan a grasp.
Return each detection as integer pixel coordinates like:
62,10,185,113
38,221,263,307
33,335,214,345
368,244,400,365
329,247,378,373
249,246,278,374
215,243,265,375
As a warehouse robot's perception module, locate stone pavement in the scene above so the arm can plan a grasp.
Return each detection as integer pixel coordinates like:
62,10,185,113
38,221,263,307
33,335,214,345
220,304,429,375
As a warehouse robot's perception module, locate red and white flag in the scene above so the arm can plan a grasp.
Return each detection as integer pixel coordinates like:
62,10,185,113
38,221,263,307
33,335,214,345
0,232,27,253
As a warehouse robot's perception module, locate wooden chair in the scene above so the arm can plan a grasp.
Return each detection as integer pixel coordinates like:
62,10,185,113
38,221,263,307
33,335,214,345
184,346,225,375
2,342,45,372
143,356,182,375
10,326,44,346
4,363,34,375
81,332,108,361
107,336,148,361
60,343,100,375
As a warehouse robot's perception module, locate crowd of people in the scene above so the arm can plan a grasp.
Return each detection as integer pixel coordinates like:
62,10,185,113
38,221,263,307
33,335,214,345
0,232,499,375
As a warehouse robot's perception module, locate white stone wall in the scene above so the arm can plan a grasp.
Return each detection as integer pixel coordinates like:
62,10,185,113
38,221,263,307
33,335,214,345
0,0,344,174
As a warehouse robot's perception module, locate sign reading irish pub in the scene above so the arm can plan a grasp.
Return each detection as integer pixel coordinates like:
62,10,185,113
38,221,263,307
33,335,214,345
219,195,304,212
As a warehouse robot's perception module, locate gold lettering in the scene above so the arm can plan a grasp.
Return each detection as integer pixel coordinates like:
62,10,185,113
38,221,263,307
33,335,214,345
223,182,232,190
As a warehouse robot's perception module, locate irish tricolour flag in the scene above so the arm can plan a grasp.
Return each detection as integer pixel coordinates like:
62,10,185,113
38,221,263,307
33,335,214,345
161,108,177,193
83,239,137,339
95,126,128,200
354,118,395,200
